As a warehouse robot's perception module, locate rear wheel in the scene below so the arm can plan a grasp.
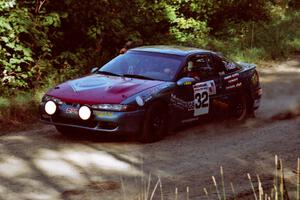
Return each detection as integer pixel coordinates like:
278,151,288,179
139,102,168,143
246,99,256,118
231,93,247,121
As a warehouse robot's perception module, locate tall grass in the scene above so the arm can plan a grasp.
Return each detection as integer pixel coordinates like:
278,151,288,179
0,90,46,130
297,158,300,200
248,173,258,200
0,93,38,124
129,156,299,200
210,156,299,200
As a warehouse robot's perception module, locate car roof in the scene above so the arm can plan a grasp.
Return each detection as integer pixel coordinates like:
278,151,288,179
129,45,212,57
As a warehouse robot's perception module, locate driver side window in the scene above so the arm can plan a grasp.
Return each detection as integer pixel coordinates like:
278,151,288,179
180,54,215,80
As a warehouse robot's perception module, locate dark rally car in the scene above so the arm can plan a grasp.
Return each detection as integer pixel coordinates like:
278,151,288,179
40,45,262,142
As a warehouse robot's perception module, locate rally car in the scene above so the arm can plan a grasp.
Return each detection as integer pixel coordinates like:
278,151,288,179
40,45,262,142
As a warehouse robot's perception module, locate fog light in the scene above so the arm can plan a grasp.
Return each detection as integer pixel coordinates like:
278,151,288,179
79,106,92,120
45,101,57,115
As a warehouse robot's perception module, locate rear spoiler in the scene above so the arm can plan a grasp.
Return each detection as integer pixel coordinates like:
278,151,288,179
237,62,256,70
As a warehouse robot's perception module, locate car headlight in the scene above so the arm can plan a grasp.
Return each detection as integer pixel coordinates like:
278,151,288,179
79,106,92,120
91,104,136,112
45,101,57,115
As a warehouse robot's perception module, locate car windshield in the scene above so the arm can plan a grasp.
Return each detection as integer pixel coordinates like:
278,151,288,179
98,52,183,81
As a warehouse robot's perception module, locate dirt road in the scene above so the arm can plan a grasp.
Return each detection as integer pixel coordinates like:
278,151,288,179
0,58,300,200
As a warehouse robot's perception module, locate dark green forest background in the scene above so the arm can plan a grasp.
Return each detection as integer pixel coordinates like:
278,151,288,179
1,0,300,127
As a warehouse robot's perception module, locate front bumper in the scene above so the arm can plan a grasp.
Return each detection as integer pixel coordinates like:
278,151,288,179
40,103,145,133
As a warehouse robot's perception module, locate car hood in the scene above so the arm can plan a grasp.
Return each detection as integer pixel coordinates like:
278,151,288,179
47,74,164,104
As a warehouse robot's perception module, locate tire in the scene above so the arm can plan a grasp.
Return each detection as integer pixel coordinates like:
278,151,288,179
139,102,168,143
55,125,80,137
231,93,248,121
246,100,256,118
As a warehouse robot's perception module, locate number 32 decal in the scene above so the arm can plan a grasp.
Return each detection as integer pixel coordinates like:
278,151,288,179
195,91,208,109
193,82,211,116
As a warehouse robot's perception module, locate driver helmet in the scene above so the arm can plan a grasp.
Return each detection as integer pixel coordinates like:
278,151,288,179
188,61,194,71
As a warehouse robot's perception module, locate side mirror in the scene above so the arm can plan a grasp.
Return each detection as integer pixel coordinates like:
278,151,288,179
176,77,196,86
91,67,98,74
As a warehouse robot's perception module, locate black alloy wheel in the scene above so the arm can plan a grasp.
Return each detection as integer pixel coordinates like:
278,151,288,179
231,94,247,121
139,102,168,143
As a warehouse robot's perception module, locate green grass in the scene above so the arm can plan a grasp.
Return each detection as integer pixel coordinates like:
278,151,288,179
0,88,51,131
0,97,10,110
0,93,38,130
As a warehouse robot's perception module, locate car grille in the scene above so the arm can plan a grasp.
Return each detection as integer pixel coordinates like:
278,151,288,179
65,102,81,107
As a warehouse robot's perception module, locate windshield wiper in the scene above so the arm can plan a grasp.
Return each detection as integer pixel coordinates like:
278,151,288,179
121,74,155,80
96,70,120,76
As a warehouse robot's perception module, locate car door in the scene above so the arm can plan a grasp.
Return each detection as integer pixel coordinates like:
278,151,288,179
208,53,244,115
171,53,223,123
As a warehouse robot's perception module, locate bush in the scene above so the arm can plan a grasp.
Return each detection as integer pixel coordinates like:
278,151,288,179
206,9,300,62
0,93,39,129
0,0,61,94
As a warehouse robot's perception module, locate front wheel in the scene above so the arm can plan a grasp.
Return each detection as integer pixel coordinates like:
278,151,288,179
139,102,168,143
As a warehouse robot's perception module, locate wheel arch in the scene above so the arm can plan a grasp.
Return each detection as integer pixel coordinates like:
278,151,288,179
144,97,169,112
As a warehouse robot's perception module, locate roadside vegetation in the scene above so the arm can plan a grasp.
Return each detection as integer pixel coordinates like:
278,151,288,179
1,0,300,129
130,156,300,200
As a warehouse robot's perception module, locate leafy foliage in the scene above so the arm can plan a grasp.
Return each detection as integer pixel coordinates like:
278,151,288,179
0,0,60,93
0,0,300,95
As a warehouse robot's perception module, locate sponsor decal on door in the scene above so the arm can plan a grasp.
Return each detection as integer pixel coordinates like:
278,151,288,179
193,83,209,116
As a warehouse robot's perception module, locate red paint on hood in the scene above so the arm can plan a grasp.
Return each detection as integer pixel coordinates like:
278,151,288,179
47,75,163,104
